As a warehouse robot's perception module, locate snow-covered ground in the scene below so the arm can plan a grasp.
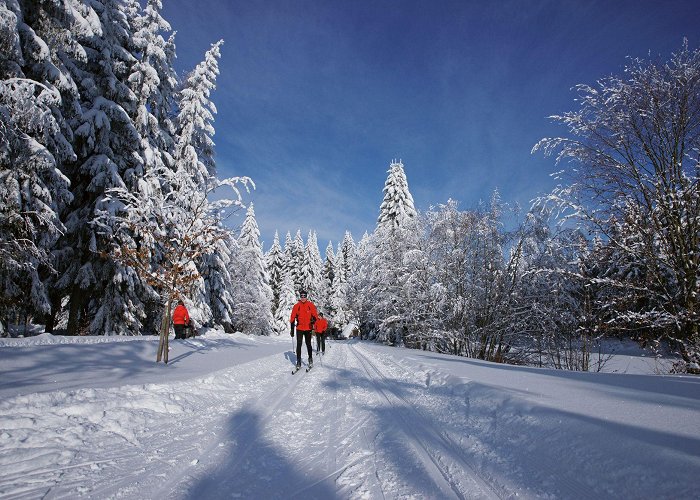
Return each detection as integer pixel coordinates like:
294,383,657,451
0,330,698,499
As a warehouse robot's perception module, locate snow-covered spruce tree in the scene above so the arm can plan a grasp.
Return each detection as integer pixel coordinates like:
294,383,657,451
290,229,305,291
174,39,223,189
377,159,417,228
129,0,178,164
303,231,324,304
533,41,700,372
59,0,159,337
0,2,75,334
364,159,418,345
275,271,297,335
330,244,351,330
265,231,285,320
321,240,336,318
282,231,296,287
229,203,273,335
200,232,236,332
339,231,357,286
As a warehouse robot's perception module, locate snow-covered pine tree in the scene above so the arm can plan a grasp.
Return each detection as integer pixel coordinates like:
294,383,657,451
291,230,305,292
265,231,284,318
0,1,75,334
230,203,273,335
129,0,177,160
377,159,417,229
330,243,349,329
340,231,357,286
275,271,297,335
321,240,336,316
282,231,295,288
61,0,157,337
201,233,237,332
175,39,223,189
365,159,419,345
303,231,324,303
346,231,374,339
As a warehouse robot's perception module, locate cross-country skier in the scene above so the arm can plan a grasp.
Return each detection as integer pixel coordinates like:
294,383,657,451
314,312,328,354
290,290,318,370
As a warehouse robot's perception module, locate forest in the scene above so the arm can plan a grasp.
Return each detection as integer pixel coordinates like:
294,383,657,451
1,0,698,374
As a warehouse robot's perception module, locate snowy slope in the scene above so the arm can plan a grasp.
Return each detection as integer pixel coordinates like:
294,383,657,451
0,331,698,499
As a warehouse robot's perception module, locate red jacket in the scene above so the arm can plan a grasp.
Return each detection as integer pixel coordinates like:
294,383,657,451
314,317,328,334
290,300,318,331
172,304,190,325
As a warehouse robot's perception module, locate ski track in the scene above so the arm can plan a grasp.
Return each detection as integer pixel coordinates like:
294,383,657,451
361,345,608,500
347,343,506,500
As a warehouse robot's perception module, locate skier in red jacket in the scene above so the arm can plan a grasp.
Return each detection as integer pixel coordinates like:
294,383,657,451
314,312,328,355
290,290,318,370
172,300,190,339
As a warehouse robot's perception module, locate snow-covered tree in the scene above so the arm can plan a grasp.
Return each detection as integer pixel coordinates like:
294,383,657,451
175,40,223,189
330,247,350,328
58,0,155,337
302,231,324,302
0,0,86,334
96,168,250,360
274,271,296,335
533,41,700,372
230,203,273,335
265,231,285,318
321,240,335,315
290,230,305,292
0,36,75,333
377,159,417,229
360,159,420,344
200,232,236,332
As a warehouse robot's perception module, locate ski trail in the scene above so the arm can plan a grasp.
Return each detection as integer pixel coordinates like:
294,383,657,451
348,343,504,499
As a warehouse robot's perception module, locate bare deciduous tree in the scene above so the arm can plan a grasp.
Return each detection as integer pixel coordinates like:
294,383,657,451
534,41,700,372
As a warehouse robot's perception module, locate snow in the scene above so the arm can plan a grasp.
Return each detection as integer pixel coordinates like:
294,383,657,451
0,330,698,499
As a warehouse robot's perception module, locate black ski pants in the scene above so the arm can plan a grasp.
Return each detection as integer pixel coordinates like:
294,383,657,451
315,333,326,353
296,330,313,365
174,324,186,339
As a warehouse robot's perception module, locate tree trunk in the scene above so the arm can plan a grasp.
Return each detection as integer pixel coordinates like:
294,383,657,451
66,286,86,336
157,299,173,363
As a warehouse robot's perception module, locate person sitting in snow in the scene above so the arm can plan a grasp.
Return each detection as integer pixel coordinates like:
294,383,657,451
314,312,328,354
290,290,318,369
172,300,191,340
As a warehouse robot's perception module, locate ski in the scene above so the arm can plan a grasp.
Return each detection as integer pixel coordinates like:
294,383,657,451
292,366,301,375
306,364,314,372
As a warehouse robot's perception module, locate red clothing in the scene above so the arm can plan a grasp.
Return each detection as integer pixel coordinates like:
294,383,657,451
290,299,318,331
314,317,328,334
172,304,190,325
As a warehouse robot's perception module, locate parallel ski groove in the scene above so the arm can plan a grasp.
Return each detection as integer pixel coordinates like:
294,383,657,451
348,344,505,500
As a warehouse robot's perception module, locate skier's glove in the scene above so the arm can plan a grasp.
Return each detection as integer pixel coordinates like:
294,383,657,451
290,324,295,337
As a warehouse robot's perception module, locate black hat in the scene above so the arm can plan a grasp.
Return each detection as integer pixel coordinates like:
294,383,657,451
299,290,307,297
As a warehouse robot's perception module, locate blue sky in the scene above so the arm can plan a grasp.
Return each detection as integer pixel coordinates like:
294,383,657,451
161,0,699,251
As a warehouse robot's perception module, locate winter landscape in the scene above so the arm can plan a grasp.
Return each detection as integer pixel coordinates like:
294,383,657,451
3,1,700,499
1,330,699,499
